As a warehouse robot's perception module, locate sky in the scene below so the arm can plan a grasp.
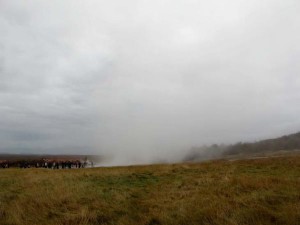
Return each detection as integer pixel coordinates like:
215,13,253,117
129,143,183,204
0,0,300,164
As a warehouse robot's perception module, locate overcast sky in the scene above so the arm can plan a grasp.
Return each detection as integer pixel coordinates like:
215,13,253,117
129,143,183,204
1,0,300,164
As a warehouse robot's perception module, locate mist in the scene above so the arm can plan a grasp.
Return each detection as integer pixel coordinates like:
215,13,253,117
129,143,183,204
1,0,300,165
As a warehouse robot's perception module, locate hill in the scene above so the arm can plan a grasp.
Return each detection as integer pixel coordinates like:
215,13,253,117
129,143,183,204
184,131,300,162
224,132,300,155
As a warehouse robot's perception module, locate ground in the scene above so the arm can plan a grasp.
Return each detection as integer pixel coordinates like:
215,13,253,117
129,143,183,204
0,155,299,225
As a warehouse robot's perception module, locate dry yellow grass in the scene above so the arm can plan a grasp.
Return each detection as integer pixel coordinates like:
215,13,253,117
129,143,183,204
0,156,299,225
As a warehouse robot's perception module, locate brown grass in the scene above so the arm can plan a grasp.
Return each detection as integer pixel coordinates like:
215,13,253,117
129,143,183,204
0,156,299,225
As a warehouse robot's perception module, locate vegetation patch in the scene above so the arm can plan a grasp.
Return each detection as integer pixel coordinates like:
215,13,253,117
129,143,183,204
0,155,299,225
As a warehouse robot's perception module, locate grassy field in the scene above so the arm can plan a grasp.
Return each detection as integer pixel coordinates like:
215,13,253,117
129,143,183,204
0,156,299,225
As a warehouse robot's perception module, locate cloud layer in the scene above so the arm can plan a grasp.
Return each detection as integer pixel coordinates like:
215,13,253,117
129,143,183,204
1,0,300,164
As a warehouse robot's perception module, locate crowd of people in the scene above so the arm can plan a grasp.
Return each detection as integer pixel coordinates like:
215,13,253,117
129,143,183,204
0,160,9,168
0,159,93,169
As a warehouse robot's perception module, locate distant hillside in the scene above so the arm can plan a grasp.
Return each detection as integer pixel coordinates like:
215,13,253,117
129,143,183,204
184,131,300,162
224,132,300,155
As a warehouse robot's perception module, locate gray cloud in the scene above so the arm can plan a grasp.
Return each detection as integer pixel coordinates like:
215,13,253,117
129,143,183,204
0,0,300,164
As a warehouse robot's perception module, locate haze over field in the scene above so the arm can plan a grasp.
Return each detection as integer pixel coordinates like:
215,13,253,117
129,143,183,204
1,0,300,165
